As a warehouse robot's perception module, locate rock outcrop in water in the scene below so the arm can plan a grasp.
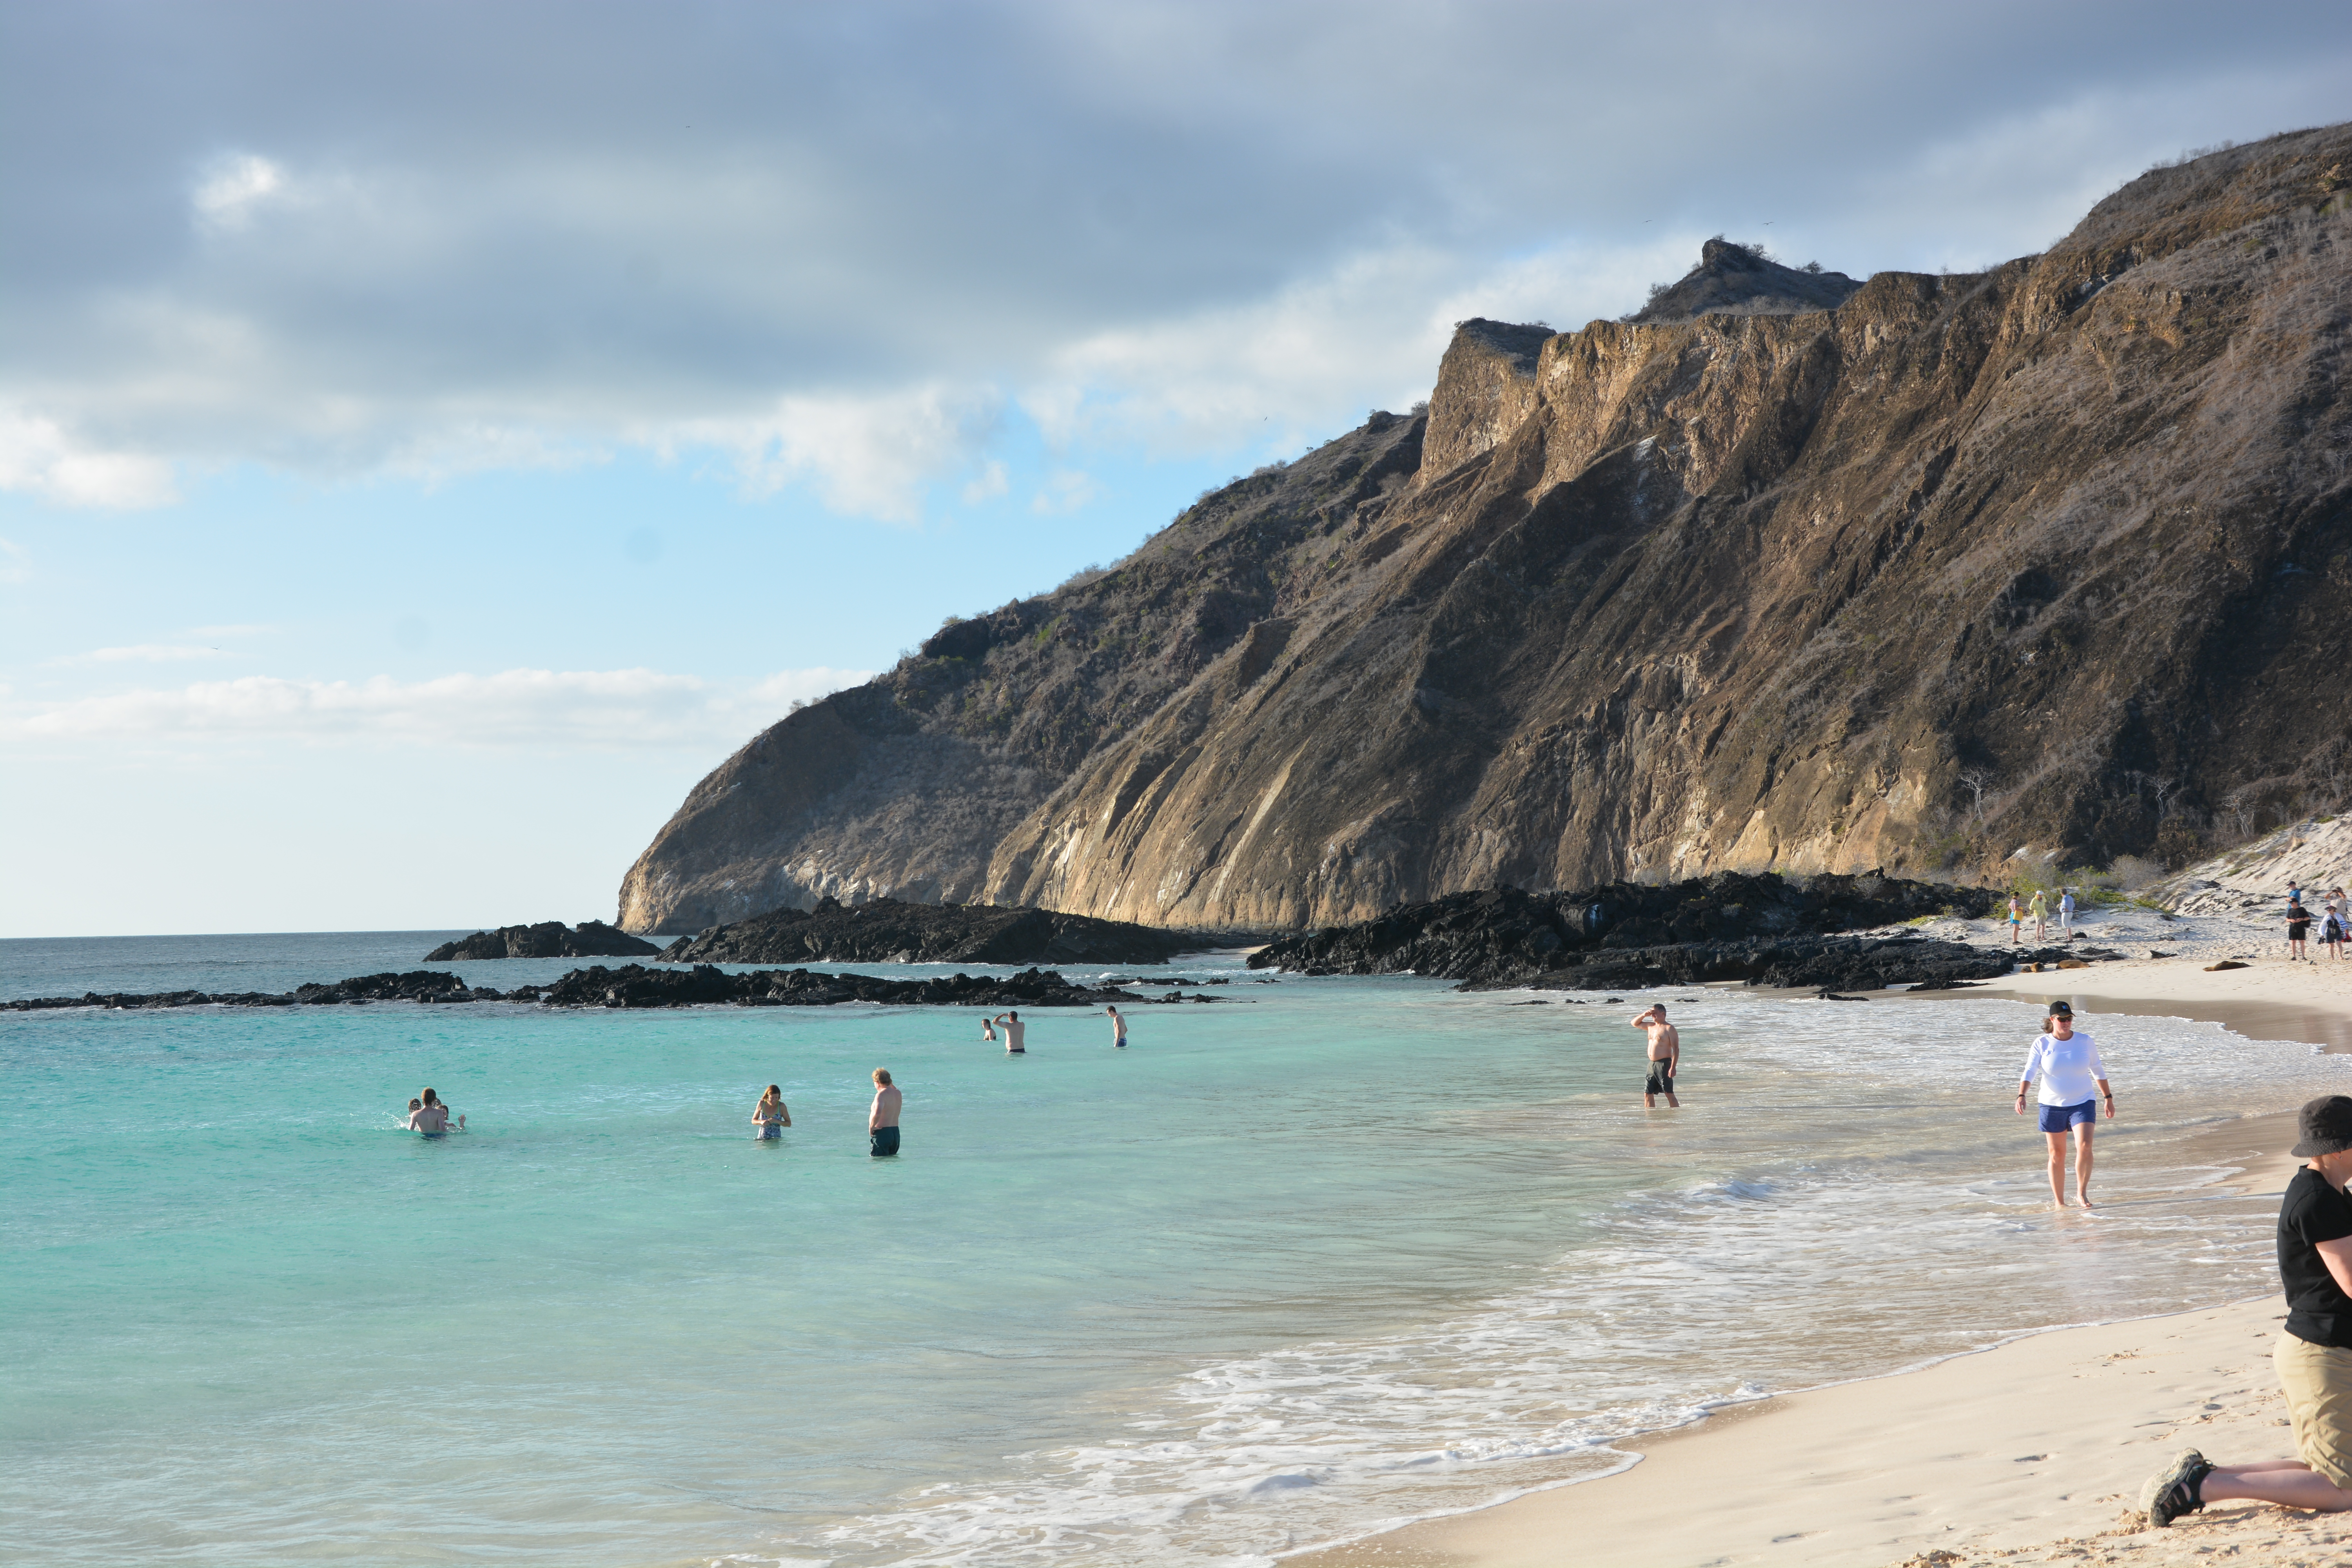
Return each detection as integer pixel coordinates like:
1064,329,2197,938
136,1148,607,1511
425,920,659,961
654,897,1214,966
1247,871,2004,986
620,127,2352,934
5,965,1160,1012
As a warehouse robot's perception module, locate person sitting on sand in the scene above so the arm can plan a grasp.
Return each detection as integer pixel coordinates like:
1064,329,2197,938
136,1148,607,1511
1633,1004,1680,1109
1107,1004,1127,1047
2139,1094,2352,1525
992,1011,1026,1054
868,1068,902,1157
2014,1002,2109,1207
752,1085,790,1140
407,1088,462,1135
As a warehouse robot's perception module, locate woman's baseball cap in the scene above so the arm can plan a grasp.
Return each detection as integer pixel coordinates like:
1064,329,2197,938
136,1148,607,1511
2046,1000,2073,1016
2291,1095,2352,1158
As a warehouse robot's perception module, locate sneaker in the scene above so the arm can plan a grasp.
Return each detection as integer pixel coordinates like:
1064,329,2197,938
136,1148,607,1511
2139,1448,2210,1527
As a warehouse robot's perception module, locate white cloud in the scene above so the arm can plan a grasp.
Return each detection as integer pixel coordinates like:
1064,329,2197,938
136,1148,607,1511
0,413,178,509
682,385,1004,523
961,459,1009,505
1029,468,1099,515
0,536,27,584
1,665,875,751
191,153,287,232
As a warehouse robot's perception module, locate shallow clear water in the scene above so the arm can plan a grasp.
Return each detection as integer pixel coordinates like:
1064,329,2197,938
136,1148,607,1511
3,933,2343,1567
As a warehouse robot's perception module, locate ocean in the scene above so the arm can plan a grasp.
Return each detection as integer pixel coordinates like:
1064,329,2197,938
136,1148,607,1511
2,931,2340,1566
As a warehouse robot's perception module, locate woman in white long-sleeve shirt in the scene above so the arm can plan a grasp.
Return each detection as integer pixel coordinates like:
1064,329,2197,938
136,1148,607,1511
2015,1000,2113,1208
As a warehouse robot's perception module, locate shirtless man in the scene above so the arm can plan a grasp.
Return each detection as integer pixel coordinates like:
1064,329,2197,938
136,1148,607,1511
992,1010,1026,1054
868,1068,902,1157
407,1087,463,1134
1633,1005,1681,1108
1107,1004,1127,1047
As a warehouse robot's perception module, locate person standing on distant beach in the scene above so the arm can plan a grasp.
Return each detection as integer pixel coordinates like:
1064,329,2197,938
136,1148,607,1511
2136,1094,2352,1525
2059,887,2077,940
2014,1002,2111,1208
1633,1004,1680,1108
2006,895,2025,944
2028,888,2048,942
992,1010,1026,1054
752,1085,790,1139
868,1069,901,1157
2290,889,2313,962
1107,1004,1127,1047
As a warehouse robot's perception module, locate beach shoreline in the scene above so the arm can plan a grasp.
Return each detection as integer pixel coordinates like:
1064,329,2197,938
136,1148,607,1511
1285,950,2352,1568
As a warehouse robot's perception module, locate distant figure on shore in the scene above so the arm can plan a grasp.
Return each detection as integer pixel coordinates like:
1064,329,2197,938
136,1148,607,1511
2138,1094,2352,1525
2290,888,2313,961
2005,895,2025,944
2330,889,2349,960
1633,1004,1679,1108
2058,887,2077,939
1107,1004,1127,1047
2028,888,2047,942
752,1085,790,1139
2014,1002,2110,1207
407,1088,462,1135
992,1010,1026,1054
868,1069,901,1157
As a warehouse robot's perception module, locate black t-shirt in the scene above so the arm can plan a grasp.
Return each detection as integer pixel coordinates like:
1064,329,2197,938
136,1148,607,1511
2280,1166,2352,1347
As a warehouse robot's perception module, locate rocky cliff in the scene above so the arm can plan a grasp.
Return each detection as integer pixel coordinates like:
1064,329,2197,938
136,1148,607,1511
653,896,1213,966
622,125,2352,935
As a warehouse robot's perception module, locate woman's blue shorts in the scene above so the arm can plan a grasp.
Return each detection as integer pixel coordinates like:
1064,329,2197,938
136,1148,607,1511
2038,1098,2098,1133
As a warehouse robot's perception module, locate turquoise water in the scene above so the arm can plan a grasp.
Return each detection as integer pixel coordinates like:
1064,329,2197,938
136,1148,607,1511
4,934,2346,1566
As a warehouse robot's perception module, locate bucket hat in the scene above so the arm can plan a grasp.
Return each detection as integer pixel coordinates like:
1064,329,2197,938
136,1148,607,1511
2290,1095,2352,1158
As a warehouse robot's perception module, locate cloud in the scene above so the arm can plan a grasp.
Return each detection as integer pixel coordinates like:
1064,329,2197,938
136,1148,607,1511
0,536,27,584
0,414,177,509
961,459,1009,505
1,665,875,751
1029,468,1098,516
2,2,2347,518
191,153,287,233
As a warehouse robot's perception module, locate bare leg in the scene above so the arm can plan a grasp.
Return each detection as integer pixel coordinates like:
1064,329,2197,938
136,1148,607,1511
2202,1461,2352,1510
2074,1122,2095,1206
1665,1081,1681,1108
2045,1129,2070,1207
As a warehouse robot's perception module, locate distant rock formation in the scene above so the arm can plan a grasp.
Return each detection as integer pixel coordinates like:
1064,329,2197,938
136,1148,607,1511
5,965,1160,1012
1626,237,1862,325
621,125,2352,934
654,896,1215,966
425,920,660,961
1249,871,2000,985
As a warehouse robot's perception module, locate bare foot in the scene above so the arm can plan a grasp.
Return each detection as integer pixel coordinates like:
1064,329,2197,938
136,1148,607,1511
2052,1198,2070,1209
2078,1194,2094,1208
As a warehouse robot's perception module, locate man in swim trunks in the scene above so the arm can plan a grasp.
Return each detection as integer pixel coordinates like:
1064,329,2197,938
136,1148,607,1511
1633,1004,1680,1108
407,1088,460,1135
1107,1004,1126,1047
868,1068,901,1157
992,1010,1026,1053
2138,1094,2352,1524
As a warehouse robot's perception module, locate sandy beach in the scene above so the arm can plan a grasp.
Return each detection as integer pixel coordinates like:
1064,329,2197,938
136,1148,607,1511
1290,915,2352,1568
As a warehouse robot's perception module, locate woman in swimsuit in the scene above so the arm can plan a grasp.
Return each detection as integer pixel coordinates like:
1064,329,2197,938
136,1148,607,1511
752,1085,790,1139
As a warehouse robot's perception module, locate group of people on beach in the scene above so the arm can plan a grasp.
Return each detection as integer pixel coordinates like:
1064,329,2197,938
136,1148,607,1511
2003,886,2079,944
2285,880,2352,960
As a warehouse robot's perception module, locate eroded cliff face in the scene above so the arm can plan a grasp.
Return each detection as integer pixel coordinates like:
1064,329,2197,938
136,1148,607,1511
623,125,2352,934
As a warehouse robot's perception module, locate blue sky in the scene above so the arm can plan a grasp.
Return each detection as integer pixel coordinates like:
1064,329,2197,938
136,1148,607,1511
4,0,2349,936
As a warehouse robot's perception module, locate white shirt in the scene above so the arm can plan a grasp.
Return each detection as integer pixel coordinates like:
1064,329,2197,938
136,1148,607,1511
2020,1032,2107,1106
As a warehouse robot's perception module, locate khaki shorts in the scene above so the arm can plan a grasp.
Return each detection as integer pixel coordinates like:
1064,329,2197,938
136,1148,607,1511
2275,1332,2352,1489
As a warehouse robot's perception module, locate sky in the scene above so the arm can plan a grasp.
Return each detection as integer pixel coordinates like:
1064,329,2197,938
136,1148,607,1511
4,1,2348,938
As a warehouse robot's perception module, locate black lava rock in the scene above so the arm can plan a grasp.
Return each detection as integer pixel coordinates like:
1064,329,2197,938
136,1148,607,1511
425,920,660,961
656,897,1221,967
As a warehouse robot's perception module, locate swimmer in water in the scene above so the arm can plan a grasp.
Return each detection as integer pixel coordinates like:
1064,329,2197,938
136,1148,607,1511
752,1085,789,1139
407,1087,464,1135
981,1016,996,1043
991,1010,1026,1054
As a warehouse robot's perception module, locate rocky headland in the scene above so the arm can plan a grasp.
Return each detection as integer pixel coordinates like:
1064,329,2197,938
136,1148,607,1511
653,896,1217,966
618,126,2352,935
1245,870,2121,992
425,920,660,961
